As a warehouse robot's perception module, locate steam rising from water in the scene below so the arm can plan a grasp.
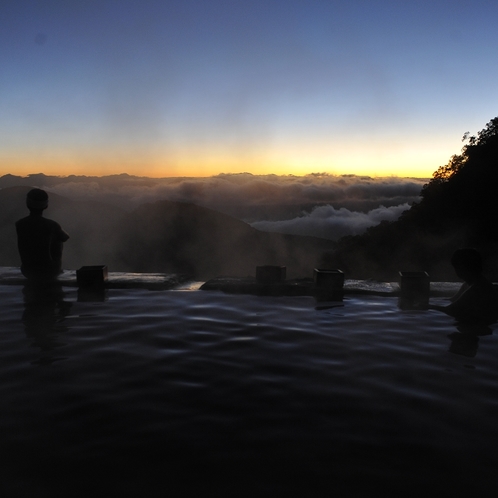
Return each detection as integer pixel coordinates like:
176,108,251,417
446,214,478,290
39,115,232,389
39,173,425,239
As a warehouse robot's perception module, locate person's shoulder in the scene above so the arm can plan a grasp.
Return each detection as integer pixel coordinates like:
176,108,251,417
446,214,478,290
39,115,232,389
15,216,32,231
15,216,30,226
475,276,495,291
43,217,69,240
469,277,498,304
41,217,62,228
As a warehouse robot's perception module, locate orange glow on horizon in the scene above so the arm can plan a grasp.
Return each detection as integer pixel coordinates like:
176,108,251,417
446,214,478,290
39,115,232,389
0,138,457,179
0,156,436,180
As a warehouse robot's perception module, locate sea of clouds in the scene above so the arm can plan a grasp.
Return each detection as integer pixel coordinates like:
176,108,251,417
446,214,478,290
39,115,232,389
250,203,412,240
5,172,427,241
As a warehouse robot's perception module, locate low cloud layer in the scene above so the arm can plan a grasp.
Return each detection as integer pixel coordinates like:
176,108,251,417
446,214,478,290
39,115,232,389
1,172,425,239
251,203,411,240
37,172,424,207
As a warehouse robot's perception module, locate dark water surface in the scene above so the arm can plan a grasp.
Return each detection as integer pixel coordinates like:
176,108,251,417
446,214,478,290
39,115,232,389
1,284,498,497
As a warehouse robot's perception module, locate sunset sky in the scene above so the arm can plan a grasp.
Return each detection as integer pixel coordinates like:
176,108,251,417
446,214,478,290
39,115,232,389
1,0,497,179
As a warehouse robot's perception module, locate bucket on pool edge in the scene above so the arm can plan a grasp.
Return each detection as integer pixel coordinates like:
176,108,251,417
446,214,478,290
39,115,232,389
314,268,344,301
77,265,108,287
256,265,286,284
399,271,430,310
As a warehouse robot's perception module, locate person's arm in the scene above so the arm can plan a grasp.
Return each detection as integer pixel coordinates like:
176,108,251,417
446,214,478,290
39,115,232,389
429,282,472,315
15,221,32,265
431,284,493,322
450,282,469,302
429,282,471,317
58,225,70,242
49,222,69,262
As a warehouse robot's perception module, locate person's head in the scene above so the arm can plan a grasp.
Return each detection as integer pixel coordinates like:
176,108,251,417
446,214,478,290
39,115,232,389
450,248,482,282
26,188,48,214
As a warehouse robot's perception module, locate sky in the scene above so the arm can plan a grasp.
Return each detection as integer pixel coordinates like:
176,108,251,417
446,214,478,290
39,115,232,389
1,0,498,179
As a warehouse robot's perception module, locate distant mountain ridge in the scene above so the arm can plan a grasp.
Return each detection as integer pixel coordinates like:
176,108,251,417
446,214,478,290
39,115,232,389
0,186,331,279
0,173,156,188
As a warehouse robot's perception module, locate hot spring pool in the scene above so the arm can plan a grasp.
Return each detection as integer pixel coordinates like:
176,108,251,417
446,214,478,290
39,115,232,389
1,283,498,497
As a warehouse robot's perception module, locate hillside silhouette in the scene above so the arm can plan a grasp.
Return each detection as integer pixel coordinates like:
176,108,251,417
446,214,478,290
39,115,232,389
323,117,498,281
113,200,334,277
0,187,331,279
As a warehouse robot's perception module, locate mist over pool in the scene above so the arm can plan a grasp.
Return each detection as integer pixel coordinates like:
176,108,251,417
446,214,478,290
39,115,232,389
1,172,426,240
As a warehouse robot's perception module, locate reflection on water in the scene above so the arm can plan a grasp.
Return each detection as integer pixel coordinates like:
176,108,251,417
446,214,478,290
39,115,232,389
22,282,72,364
447,323,492,358
1,286,498,496
448,331,480,357
77,287,108,303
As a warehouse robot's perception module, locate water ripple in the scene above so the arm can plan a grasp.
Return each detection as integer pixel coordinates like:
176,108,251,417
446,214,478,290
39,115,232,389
1,286,498,495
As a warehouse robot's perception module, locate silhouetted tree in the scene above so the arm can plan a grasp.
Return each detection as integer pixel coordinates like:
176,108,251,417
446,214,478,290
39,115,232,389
423,117,498,189
326,117,498,280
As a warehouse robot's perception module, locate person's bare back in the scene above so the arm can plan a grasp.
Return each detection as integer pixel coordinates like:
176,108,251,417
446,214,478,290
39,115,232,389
15,189,69,281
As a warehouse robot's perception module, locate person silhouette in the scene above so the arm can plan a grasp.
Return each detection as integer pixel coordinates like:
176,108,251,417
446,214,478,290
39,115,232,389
429,248,498,324
15,188,69,281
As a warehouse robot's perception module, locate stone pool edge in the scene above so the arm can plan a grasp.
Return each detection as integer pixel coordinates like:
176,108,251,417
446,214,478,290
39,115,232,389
0,267,461,297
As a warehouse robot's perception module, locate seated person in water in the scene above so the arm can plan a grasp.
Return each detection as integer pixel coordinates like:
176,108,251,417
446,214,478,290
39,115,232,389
15,189,70,281
429,248,498,324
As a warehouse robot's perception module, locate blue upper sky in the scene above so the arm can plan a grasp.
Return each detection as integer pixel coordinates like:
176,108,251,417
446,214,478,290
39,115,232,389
1,0,497,177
